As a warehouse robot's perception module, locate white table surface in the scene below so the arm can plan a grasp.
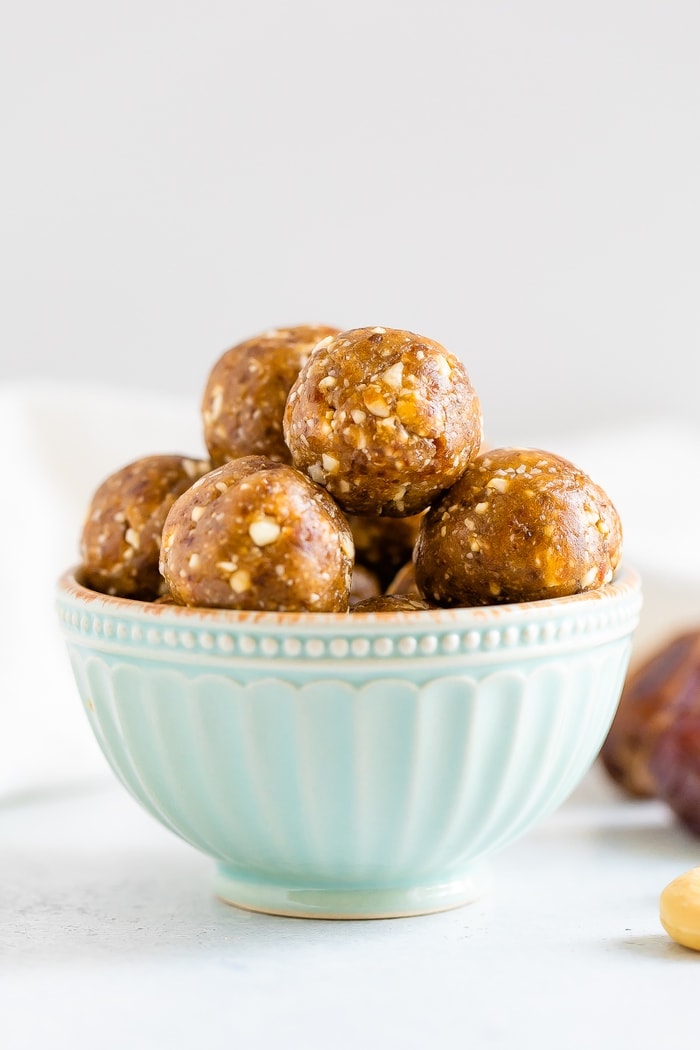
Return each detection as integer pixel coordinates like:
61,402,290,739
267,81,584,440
2,761,698,1050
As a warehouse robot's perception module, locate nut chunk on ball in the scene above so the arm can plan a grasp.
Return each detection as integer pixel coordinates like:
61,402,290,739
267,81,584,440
80,454,211,599
283,326,482,517
160,455,354,611
201,323,340,466
414,447,623,607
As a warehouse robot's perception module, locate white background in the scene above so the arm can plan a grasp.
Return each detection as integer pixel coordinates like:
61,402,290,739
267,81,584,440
1,3,699,797
2,0,699,441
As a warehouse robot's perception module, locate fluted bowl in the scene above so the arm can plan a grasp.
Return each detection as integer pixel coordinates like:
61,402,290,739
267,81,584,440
56,565,642,919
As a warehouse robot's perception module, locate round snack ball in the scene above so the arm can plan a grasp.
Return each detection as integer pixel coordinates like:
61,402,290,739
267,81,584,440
283,326,482,517
349,563,382,606
347,511,424,590
202,323,340,466
351,594,433,612
80,454,211,600
414,447,623,607
160,455,354,612
153,592,177,605
386,560,419,597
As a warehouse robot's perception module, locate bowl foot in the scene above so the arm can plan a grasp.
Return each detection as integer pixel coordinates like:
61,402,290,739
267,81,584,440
213,863,492,919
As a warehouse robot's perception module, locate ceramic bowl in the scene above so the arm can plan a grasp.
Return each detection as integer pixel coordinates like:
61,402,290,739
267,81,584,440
56,565,642,919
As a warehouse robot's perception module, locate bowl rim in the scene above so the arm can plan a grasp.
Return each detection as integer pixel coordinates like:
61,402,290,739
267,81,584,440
56,564,642,664
57,563,641,628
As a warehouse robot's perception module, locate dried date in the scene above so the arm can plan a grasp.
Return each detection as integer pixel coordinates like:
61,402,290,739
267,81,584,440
599,629,700,799
649,709,700,836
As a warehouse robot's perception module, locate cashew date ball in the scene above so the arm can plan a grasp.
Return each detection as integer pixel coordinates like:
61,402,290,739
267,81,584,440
160,456,354,612
386,560,420,597
347,510,425,589
202,323,340,466
351,594,434,613
282,326,482,517
80,454,211,599
349,563,382,606
414,447,623,607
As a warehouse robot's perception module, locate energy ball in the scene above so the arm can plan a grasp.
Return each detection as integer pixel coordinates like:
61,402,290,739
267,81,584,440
283,326,482,517
351,594,433,613
80,454,211,600
160,455,354,612
347,511,424,589
414,447,623,607
201,323,340,466
349,563,382,606
386,560,420,597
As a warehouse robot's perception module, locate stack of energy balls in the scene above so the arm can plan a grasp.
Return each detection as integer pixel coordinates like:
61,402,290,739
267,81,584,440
79,324,623,614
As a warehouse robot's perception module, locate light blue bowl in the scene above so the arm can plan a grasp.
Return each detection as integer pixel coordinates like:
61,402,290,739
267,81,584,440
56,565,642,919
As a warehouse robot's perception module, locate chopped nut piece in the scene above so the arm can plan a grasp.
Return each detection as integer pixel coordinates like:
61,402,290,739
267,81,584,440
230,569,251,593
125,528,140,549
660,866,700,951
381,362,404,389
322,453,340,474
363,389,391,418
248,518,281,547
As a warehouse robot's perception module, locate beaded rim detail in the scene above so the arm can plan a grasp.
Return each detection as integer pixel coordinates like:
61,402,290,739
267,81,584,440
56,566,642,664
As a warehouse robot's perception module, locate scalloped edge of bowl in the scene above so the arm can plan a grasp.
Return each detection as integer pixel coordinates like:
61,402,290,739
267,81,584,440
56,564,642,667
